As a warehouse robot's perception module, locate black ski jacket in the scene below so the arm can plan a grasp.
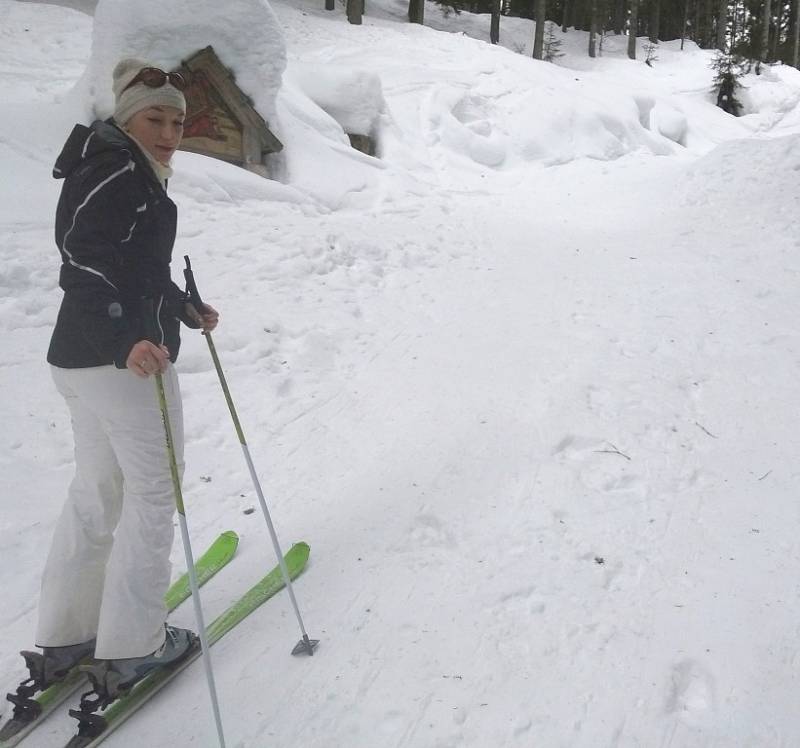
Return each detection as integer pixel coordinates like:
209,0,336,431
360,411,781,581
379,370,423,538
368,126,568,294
47,119,197,370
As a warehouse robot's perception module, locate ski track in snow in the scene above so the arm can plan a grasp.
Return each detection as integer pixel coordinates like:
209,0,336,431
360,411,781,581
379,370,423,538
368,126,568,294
2,0,800,746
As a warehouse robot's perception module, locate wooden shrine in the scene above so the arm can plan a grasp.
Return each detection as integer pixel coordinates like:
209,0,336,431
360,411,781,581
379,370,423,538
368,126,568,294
177,46,283,176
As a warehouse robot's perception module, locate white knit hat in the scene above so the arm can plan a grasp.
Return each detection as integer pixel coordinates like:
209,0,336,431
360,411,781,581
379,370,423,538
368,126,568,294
112,58,186,126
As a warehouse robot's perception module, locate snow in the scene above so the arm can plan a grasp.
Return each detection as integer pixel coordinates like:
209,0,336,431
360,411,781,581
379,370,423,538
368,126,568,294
1,0,800,746
86,0,286,125
288,63,384,136
272,82,386,208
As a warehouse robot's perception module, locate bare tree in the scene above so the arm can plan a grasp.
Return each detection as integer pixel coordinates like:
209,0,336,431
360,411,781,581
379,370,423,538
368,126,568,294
793,0,800,68
589,0,599,56
649,0,660,42
408,0,424,24
562,0,572,31
716,0,727,50
771,0,786,61
761,0,772,63
491,0,501,43
533,0,547,58
347,0,363,24
613,0,626,33
628,0,638,58
680,0,688,49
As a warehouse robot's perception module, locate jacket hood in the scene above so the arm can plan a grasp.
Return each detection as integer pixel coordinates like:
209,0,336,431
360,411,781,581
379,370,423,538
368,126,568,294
52,120,137,181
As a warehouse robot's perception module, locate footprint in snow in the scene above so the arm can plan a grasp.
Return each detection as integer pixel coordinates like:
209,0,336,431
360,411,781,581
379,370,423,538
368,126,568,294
409,513,454,549
665,659,715,722
552,435,648,497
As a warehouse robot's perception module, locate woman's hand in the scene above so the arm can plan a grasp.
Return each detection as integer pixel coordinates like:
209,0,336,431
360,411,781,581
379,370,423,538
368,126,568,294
186,302,219,332
126,340,171,378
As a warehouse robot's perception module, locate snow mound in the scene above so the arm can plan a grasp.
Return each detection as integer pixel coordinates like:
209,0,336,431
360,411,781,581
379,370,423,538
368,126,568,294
433,89,507,168
683,133,800,216
739,64,800,131
84,0,286,126
288,63,384,136
0,1,90,104
467,80,681,169
632,96,688,145
171,150,309,206
275,80,385,209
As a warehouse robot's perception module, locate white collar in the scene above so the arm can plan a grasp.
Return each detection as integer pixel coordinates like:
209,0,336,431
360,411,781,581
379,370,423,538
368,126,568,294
124,131,174,186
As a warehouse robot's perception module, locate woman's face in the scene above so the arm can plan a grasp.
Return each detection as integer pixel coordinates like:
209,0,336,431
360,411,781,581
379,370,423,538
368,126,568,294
125,105,185,165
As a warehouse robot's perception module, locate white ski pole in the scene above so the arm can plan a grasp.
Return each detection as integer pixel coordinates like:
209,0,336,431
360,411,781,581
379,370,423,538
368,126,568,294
183,257,319,657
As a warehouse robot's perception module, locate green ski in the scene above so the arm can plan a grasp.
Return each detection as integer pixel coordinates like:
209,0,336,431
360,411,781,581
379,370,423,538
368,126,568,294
65,541,311,748
0,531,239,747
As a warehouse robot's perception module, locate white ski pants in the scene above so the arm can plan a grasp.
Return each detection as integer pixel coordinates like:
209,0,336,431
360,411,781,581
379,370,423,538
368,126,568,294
36,364,183,659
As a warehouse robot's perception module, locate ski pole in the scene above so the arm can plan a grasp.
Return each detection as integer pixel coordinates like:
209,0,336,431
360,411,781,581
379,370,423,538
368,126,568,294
183,257,319,657
139,299,228,747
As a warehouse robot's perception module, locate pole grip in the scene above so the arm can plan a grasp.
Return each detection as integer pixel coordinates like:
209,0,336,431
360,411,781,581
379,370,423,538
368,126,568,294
183,255,207,313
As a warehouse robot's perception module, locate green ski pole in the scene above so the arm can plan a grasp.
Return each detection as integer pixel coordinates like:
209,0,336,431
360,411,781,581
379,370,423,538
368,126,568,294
141,298,227,747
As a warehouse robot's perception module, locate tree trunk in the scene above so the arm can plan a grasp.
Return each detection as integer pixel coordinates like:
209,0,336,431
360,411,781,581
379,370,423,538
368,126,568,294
589,0,598,55
325,0,335,10
347,0,363,24
562,0,571,30
716,0,727,49
680,0,688,48
533,0,547,57
649,0,660,42
761,0,772,62
692,0,703,47
408,0,424,24
491,0,501,43
628,0,638,57
613,0,626,32
702,0,713,46
771,0,785,61
793,0,800,68
578,0,588,30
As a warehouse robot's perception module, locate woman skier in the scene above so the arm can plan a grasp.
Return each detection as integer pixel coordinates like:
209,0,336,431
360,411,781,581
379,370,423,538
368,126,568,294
31,58,217,695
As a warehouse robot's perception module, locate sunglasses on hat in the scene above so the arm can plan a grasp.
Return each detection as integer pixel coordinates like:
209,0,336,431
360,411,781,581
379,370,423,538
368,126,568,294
123,67,188,94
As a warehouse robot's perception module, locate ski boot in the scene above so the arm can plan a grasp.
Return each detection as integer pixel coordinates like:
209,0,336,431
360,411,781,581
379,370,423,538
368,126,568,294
68,625,198,741
85,625,198,699
0,639,96,740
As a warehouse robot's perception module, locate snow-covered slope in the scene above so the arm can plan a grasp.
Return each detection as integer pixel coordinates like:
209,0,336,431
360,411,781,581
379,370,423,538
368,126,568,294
1,0,799,746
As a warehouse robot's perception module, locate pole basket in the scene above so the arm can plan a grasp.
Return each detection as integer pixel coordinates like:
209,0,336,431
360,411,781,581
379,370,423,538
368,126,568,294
292,635,320,657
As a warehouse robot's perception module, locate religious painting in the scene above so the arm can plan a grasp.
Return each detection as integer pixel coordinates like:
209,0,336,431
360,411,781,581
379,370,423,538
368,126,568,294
177,46,282,175
182,69,243,164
